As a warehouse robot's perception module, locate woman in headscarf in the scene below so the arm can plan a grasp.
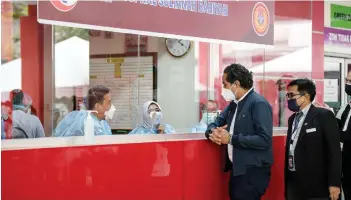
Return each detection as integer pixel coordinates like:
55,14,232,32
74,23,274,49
54,85,115,137
129,101,176,134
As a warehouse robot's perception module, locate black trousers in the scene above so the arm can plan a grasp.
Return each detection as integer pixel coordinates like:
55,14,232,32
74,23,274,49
228,167,271,200
343,177,351,200
343,145,351,200
287,182,330,200
286,171,330,200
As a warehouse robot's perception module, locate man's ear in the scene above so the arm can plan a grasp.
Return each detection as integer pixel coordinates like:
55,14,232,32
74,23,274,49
94,103,99,110
234,80,240,87
306,93,311,101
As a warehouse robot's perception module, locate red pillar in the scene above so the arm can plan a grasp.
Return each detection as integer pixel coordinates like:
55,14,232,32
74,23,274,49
20,5,44,123
312,1,325,103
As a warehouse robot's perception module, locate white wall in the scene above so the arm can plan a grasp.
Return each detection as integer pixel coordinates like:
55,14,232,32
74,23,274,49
89,33,199,131
155,38,198,131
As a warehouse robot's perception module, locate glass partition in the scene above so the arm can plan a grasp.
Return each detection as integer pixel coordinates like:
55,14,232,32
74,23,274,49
52,28,205,135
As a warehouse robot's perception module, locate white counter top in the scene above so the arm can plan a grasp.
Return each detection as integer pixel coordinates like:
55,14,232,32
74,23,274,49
1,130,288,151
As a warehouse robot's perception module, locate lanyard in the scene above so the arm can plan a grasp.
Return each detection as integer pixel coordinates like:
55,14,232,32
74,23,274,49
290,113,304,149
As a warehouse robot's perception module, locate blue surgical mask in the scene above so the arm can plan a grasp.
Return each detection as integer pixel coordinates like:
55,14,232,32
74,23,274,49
201,112,217,124
287,99,300,112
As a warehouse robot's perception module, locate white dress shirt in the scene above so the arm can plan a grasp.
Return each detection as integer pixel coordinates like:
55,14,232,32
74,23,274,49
228,88,253,162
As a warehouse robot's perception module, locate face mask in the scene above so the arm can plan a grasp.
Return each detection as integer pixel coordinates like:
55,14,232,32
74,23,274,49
287,96,305,112
201,112,217,124
345,84,351,96
105,104,116,120
150,111,163,125
287,99,300,112
221,85,236,101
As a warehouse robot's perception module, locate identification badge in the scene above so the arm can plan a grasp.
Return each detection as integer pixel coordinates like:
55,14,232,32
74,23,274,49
306,128,316,133
288,155,294,170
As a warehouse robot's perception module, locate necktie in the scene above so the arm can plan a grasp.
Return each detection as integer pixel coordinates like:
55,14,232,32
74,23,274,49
292,112,303,134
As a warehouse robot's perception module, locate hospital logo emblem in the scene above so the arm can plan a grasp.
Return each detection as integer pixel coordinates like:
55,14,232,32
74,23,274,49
50,0,78,12
252,2,270,37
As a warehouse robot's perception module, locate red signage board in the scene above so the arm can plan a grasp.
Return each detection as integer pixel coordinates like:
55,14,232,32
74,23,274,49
38,0,274,45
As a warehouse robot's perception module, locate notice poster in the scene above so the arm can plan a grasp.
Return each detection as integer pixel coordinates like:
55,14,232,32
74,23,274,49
89,56,154,129
324,79,338,102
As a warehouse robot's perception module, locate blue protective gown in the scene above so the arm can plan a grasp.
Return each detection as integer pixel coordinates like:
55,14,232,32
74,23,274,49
53,110,112,137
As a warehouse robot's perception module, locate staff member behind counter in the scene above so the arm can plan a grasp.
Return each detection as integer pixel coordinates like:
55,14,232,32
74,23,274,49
7,89,45,139
193,100,219,133
206,64,273,200
54,85,115,137
129,101,175,134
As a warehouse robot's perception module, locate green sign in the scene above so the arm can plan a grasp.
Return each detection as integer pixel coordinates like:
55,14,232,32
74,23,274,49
331,4,351,29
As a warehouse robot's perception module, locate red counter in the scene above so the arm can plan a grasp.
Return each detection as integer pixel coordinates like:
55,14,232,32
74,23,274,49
1,133,286,200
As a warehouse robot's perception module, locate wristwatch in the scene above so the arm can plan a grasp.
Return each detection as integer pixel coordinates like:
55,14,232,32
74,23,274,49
228,134,232,144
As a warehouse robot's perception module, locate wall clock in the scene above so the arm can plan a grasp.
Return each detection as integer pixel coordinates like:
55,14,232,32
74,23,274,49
165,38,191,58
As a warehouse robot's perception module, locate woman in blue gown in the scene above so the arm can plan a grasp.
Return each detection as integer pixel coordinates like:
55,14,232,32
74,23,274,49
129,101,175,134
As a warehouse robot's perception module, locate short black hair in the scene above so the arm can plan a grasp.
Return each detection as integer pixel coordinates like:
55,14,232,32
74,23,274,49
201,100,218,111
287,78,316,102
223,63,253,89
12,89,24,106
86,85,110,110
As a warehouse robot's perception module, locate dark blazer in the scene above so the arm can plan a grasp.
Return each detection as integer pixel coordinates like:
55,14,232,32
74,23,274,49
336,104,351,184
205,90,273,176
284,105,342,198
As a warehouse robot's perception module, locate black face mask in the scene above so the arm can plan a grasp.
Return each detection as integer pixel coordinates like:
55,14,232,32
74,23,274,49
345,84,351,96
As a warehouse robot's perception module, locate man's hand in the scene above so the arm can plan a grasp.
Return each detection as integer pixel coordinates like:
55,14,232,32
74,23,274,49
217,125,230,144
157,125,165,134
209,128,221,145
329,186,340,200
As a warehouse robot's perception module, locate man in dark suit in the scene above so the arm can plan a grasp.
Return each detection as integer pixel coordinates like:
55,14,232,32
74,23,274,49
285,78,341,200
336,71,351,200
205,63,273,200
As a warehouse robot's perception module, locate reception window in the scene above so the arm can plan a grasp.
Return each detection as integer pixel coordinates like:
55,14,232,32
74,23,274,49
1,1,319,141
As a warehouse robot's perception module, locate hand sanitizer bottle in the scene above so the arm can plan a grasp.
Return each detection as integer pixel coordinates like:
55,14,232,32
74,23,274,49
84,111,95,144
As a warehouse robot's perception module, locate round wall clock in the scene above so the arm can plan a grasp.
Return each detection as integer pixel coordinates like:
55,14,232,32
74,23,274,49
165,38,191,58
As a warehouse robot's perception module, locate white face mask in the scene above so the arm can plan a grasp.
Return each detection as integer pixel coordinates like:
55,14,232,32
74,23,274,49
150,111,163,125
201,112,217,124
221,84,236,101
105,104,116,120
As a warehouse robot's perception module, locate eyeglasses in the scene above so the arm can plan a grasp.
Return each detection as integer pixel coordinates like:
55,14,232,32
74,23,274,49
345,78,351,84
286,92,305,99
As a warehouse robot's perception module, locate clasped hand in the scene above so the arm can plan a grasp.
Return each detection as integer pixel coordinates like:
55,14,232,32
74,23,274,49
209,125,230,145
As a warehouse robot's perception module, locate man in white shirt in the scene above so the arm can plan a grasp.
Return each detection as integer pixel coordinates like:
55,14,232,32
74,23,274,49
205,64,273,200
